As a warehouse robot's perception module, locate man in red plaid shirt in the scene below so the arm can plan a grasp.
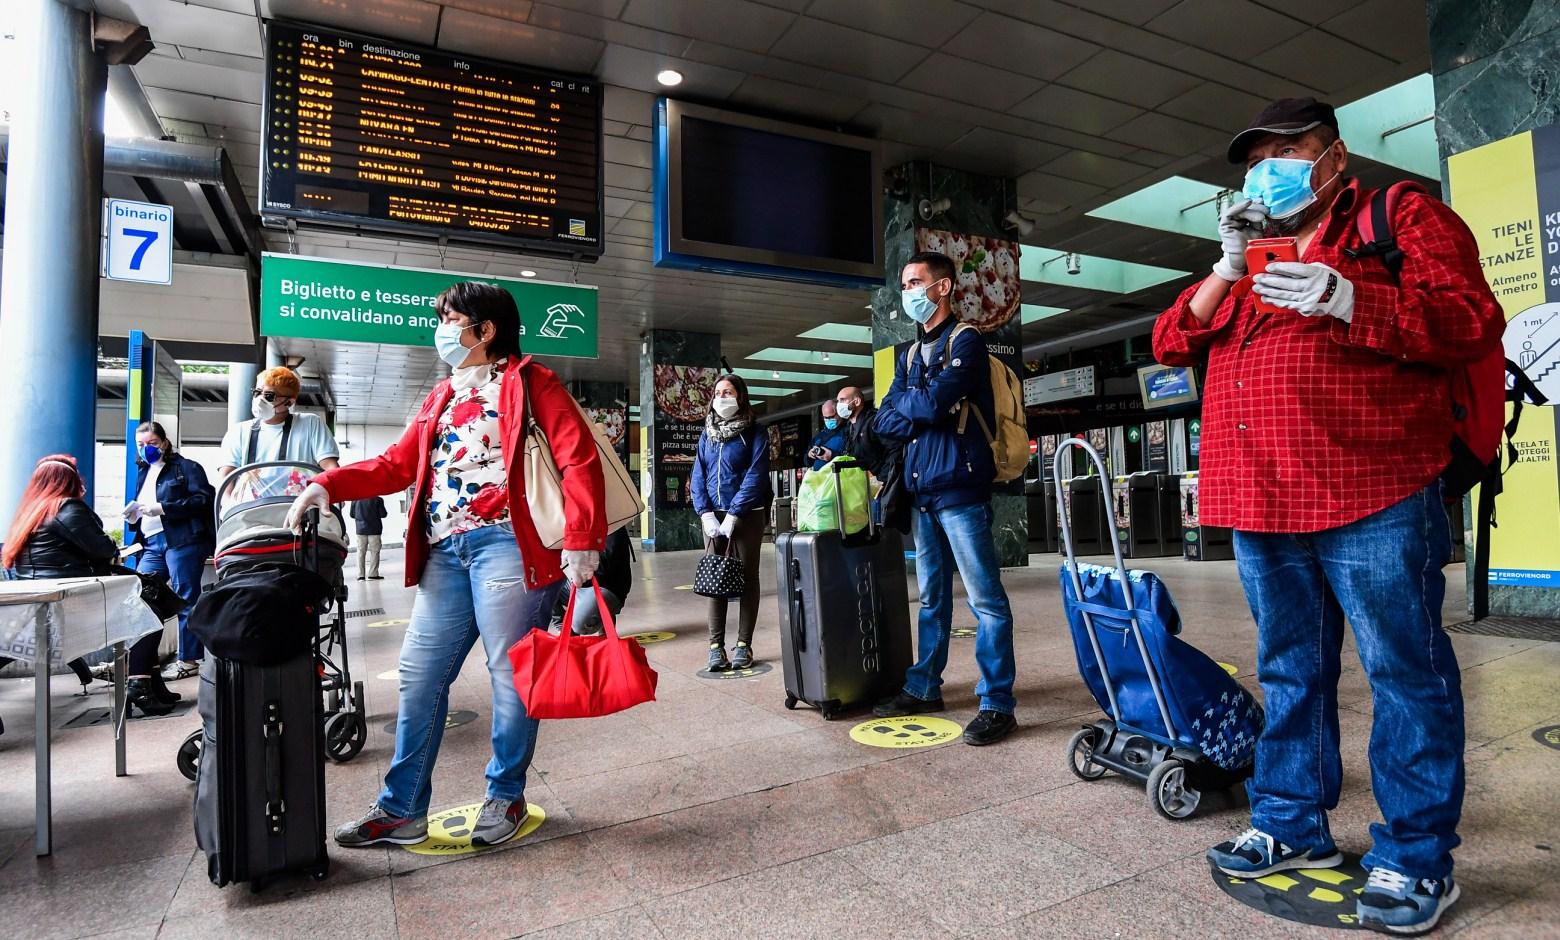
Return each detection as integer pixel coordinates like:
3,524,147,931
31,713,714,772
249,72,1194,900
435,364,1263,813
1154,97,1505,935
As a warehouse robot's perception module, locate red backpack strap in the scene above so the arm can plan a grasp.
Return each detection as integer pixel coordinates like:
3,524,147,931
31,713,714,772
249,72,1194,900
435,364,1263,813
1349,180,1426,282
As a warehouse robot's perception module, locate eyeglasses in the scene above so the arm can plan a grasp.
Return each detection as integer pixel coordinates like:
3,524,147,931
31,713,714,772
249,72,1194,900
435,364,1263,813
251,389,292,402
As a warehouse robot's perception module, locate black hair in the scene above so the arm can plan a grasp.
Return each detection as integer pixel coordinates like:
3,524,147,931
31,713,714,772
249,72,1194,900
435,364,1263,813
905,250,956,286
135,421,175,457
435,282,522,361
711,372,755,422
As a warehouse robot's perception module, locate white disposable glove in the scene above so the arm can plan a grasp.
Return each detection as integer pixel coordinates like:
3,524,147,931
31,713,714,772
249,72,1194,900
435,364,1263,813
1253,261,1355,323
284,481,332,531
719,513,738,538
141,501,165,518
701,512,721,539
123,501,142,523
1212,198,1270,282
561,549,600,587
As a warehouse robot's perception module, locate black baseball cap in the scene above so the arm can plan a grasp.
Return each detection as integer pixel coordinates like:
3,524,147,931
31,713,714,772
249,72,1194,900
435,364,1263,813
1226,97,1339,163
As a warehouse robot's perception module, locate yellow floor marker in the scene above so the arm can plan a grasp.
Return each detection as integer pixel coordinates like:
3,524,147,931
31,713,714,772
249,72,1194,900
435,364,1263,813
1217,662,1239,676
625,631,675,645
403,802,545,856
849,715,962,749
367,618,410,628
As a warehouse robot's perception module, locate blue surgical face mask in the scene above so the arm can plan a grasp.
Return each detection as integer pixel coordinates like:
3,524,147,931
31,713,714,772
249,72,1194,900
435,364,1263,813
824,417,839,430
1241,140,1339,220
435,321,476,368
141,444,162,465
901,279,944,324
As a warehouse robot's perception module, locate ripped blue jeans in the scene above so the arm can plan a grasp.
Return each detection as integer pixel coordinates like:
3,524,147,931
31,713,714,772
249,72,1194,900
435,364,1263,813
378,523,564,819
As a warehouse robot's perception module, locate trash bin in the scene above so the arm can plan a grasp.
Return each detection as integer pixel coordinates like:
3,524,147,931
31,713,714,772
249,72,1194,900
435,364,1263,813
1123,472,1182,558
1026,479,1057,554
1062,476,1104,556
1179,473,1233,561
772,496,793,534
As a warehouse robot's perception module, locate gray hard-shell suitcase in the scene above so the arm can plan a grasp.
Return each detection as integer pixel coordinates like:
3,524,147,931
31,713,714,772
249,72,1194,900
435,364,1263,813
194,652,329,890
775,463,912,719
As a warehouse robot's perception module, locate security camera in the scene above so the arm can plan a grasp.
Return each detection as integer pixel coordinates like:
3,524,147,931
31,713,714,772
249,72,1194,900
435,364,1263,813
918,196,951,221
1002,209,1035,238
1066,252,1081,276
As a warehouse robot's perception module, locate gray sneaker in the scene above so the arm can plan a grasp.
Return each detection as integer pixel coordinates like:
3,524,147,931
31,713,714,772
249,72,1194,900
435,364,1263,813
334,804,428,847
471,797,529,847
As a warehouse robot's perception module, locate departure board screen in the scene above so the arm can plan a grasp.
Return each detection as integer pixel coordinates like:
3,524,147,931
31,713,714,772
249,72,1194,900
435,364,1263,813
259,22,603,257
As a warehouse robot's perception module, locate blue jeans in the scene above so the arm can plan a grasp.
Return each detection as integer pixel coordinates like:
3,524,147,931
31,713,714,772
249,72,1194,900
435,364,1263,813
378,524,564,819
902,501,1017,714
1234,484,1461,879
137,531,205,661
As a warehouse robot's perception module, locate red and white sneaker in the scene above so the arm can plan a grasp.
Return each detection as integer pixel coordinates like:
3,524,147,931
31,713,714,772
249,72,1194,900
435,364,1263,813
334,804,428,847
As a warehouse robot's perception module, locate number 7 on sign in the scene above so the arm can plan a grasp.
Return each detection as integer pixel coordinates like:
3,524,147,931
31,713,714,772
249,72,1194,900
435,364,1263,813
121,228,159,270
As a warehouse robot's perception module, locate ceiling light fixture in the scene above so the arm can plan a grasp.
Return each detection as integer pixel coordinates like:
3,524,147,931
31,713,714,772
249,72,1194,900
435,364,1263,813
821,351,831,362
656,69,683,87
520,270,537,278
1041,252,1082,276
1002,209,1036,238
772,370,781,379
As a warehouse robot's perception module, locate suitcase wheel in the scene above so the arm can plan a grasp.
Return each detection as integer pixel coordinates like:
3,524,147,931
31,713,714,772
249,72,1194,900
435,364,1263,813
311,863,330,882
820,705,838,721
176,730,203,782
784,694,798,710
325,711,367,763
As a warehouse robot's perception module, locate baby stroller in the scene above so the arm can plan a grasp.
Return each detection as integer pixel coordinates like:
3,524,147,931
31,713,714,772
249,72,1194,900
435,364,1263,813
1055,438,1262,819
177,461,366,780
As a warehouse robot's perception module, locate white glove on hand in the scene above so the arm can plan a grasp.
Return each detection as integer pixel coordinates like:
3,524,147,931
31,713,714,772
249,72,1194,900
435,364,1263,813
1253,261,1355,323
561,549,600,587
123,501,142,523
141,502,165,518
701,512,721,539
718,513,737,538
1212,198,1270,282
284,482,331,531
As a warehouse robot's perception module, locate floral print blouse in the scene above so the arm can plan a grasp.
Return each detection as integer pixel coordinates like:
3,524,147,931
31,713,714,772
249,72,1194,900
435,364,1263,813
427,360,510,543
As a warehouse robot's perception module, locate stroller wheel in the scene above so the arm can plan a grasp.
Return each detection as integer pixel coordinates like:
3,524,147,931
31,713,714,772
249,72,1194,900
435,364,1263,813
353,680,366,713
1146,759,1201,820
324,711,366,763
1067,727,1107,781
177,730,203,782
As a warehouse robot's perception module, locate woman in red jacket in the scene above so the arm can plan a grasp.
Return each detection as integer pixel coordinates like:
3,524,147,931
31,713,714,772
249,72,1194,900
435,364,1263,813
286,282,605,850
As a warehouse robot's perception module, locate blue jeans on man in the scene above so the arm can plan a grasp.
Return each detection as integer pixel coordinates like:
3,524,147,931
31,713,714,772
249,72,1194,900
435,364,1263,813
136,531,206,662
1234,483,1462,879
902,501,1017,715
378,523,564,819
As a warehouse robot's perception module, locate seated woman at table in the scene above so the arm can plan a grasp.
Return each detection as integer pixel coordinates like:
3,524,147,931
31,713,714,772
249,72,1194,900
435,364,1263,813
2,454,176,716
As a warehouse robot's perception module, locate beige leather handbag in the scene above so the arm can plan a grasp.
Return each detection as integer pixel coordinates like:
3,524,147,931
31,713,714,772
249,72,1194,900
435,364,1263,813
524,398,643,550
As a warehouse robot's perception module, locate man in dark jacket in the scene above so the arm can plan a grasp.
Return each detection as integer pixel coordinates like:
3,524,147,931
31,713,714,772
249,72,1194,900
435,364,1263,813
351,496,387,580
872,251,1018,747
837,386,909,533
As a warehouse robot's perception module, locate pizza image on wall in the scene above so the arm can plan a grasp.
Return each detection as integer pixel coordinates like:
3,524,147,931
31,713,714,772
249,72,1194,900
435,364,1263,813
917,228,1021,333
586,407,627,449
652,365,719,423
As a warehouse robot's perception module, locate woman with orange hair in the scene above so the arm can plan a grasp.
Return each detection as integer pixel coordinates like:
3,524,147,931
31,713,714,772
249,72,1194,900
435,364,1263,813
2,455,177,717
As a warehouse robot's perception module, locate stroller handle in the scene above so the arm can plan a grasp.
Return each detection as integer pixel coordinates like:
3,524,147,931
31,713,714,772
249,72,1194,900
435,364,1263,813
1053,437,1179,741
214,460,327,524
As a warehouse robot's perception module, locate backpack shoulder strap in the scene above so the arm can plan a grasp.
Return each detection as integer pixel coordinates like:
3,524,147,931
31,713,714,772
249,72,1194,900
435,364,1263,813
1350,181,1426,282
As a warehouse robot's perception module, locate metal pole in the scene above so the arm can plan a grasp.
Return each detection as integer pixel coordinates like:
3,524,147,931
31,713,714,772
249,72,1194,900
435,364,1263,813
0,0,107,525
228,362,260,426
34,604,52,856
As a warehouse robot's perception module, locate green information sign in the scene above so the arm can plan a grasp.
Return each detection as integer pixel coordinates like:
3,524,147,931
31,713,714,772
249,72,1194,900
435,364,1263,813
259,253,598,358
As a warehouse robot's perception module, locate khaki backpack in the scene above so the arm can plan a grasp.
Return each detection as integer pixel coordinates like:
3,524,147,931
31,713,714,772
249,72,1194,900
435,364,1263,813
905,322,1029,483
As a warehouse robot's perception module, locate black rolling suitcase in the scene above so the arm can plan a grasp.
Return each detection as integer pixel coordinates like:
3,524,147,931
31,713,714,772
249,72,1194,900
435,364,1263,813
776,463,912,720
194,653,329,890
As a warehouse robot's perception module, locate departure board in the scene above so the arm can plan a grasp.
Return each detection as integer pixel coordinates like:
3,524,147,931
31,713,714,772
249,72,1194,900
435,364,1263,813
259,21,603,257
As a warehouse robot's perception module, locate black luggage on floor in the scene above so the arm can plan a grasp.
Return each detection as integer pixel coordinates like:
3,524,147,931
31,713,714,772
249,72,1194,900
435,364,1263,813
775,464,912,719
195,652,329,889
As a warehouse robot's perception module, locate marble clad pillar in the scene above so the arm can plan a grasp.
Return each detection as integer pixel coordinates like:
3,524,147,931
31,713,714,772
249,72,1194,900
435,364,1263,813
638,330,721,552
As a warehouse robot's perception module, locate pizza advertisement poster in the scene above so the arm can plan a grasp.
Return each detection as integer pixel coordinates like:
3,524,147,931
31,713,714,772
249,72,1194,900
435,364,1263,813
585,406,627,450
915,229,1022,334
651,364,719,424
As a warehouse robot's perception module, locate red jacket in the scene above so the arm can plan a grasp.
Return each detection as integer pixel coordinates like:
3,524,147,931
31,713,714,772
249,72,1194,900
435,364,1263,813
316,357,606,589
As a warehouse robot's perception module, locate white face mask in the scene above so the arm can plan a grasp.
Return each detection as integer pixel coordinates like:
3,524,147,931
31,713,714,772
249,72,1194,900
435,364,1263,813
712,397,740,419
252,396,276,420
837,400,854,419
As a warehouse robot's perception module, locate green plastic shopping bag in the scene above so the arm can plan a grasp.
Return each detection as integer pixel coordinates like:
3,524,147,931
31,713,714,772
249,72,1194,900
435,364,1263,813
797,456,870,535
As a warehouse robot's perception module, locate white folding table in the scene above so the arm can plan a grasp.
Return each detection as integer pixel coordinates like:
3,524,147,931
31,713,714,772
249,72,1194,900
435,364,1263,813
0,576,165,856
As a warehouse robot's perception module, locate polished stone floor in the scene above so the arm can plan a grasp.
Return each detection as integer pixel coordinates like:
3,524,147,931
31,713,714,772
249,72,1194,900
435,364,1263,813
1,545,1556,939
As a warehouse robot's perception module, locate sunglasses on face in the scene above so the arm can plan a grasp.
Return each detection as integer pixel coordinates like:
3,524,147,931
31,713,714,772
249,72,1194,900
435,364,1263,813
251,389,292,402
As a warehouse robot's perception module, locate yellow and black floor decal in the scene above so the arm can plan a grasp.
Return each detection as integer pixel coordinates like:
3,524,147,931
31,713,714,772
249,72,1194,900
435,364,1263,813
1534,725,1560,750
696,661,773,680
382,709,479,735
950,628,977,639
1217,662,1239,676
1212,853,1370,929
403,802,545,856
625,631,675,645
366,618,410,628
849,715,962,749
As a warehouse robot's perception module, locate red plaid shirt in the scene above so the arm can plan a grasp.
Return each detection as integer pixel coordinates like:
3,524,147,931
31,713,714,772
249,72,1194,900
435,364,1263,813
1153,179,1505,533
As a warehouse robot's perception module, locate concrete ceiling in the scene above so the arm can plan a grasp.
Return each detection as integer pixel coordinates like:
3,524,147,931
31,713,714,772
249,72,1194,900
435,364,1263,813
81,0,1431,424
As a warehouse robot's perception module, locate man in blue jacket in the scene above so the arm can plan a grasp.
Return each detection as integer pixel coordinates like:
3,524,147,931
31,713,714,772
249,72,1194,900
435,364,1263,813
872,251,1018,746
807,400,848,470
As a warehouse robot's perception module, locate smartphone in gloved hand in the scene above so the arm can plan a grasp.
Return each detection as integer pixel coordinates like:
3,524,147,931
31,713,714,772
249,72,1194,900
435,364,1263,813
1246,237,1298,316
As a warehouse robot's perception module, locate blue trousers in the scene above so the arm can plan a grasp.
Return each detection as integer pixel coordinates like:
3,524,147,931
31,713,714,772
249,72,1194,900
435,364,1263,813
137,531,206,661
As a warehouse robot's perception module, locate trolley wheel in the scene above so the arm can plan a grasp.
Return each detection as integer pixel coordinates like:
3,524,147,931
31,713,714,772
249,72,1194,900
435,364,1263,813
324,711,366,763
1067,727,1107,781
1146,758,1201,820
784,694,798,710
176,730,203,782
352,680,365,712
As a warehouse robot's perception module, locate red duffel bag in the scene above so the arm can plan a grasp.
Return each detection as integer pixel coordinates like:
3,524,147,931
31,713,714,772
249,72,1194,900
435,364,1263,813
508,579,658,719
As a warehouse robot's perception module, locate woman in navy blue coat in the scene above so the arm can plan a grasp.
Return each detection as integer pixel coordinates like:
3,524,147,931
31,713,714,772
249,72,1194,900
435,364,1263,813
691,374,771,671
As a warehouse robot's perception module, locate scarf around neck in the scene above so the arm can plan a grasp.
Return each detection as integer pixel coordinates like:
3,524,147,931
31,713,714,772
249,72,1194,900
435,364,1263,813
705,410,751,443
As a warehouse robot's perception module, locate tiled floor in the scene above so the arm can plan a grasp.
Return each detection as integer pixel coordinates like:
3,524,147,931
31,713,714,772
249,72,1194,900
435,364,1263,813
1,546,1556,939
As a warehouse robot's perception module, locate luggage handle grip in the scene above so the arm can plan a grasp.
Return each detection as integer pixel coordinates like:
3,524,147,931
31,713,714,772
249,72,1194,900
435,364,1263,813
262,700,285,830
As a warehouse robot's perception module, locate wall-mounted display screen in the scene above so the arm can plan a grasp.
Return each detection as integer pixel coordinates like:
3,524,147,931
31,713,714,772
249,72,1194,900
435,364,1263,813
1137,364,1200,410
260,21,603,257
654,98,883,289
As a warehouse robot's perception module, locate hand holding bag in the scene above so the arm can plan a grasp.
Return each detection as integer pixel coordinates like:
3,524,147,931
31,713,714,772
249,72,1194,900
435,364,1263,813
508,578,657,719
693,535,746,599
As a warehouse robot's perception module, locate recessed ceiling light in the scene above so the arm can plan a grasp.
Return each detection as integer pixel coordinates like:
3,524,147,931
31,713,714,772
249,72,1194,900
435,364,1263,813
656,69,683,87
520,270,537,278
772,370,781,379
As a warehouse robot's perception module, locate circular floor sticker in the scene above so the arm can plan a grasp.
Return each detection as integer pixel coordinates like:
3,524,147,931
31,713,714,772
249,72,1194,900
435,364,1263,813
850,715,963,749
377,668,400,681
950,628,977,638
403,802,545,856
366,618,410,628
625,631,675,645
696,661,773,681
1533,725,1560,750
673,584,695,591
1217,662,1239,676
382,709,478,735
1212,854,1368,930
